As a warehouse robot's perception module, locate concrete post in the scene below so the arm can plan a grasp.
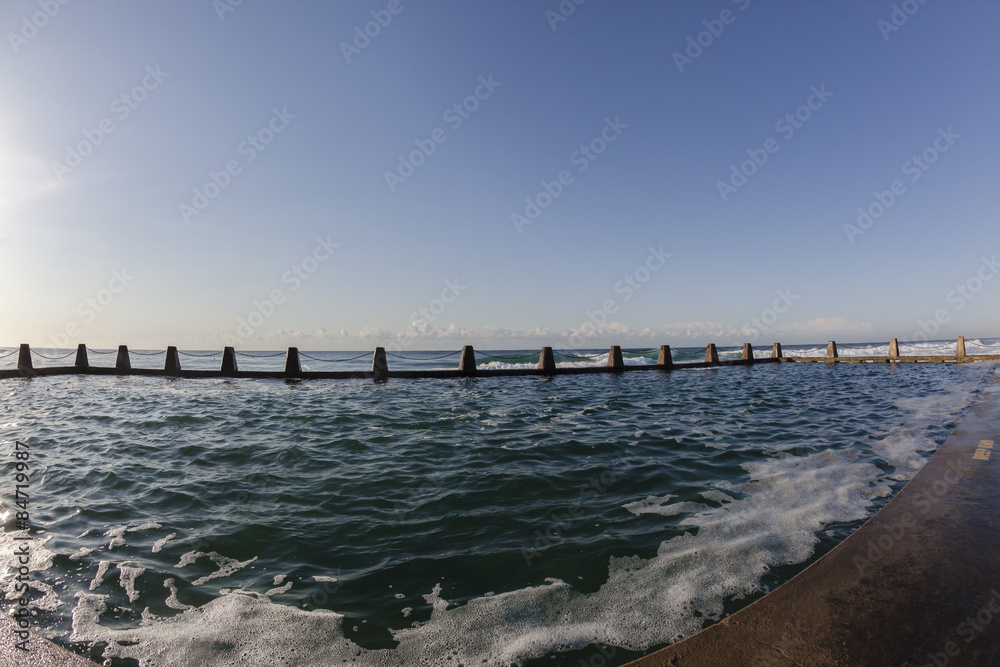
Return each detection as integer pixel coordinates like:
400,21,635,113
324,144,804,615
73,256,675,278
459,346,476,377
741,343,754,363
222,347,238,375
116,345,131,371
607,346,624,371
538,347,556,374
16,344,32,374
75,344,89,369
285,347,301,376
165,346,181,374
771,343,783,359
957,336,967,358
889,338,900,358
705,343,719,364
827,341,838,359
372,347,388,382
657,345,673,369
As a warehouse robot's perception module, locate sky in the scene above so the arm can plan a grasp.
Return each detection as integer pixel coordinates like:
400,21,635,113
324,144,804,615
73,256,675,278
1,0,999,351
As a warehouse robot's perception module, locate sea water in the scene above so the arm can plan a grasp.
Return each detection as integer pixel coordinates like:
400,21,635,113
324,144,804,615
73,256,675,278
0,345,997,666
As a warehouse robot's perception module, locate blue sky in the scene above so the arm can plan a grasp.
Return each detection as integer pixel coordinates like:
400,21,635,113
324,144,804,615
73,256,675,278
2,0,998,350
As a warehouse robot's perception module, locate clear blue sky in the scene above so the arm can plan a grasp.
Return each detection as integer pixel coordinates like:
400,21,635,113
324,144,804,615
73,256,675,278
2,0,998,350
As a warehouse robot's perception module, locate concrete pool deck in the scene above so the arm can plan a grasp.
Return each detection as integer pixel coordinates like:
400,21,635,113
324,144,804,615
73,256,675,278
0,614,95,666
627,367,1000,666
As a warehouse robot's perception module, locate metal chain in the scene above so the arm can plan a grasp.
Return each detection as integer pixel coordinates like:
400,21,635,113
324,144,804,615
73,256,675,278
86,347,117,355
385,350,462,361
837,343,888,351
178,351,222,358
29,349,76,360
235,351,286,358
476,351,536,360
0,349,19,359
554,351,601,360
623,348,658,357
300,351,372,363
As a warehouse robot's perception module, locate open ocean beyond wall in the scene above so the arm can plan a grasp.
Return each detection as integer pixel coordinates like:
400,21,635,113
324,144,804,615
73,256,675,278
1,341,999,666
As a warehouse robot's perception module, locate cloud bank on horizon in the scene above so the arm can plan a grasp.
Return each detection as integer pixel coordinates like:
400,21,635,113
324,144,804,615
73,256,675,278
1,1,998,350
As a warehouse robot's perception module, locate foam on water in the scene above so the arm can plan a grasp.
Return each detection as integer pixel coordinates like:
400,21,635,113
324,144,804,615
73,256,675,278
163,578,191,610
119,564,145,603
105,526,127,549
266,581,294,597
0,531,56,602
129,523,163,532
89,561,110,591
178,551,258,586
623,497,710,518
152,533,177,554
68,547,94,561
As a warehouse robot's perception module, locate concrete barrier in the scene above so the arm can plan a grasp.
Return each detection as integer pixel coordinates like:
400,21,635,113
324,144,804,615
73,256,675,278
459,346,476,377
222,346,238,375
115,345,130,371
165,346,180,374
3,339,999,382
75,344,88,369
284,347,301,377
658,345,673,369
705,344,719,364
608,346,624,371
538,347,556,374
372,347,388,383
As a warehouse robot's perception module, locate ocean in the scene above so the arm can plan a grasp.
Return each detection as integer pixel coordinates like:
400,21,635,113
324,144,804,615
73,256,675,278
1,341,998,666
